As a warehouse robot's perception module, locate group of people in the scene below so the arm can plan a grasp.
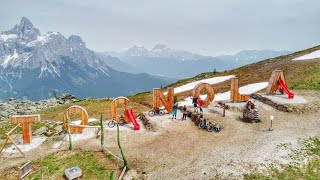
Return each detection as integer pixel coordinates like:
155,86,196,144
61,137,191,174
172,96,204,120
192,96,204,113
172,104,188,120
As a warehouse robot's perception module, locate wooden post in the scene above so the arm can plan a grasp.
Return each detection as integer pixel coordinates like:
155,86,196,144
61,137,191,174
222,104,226,117
100,114,104,149
67,118,72,150
192,83,215,107
10,115,40,144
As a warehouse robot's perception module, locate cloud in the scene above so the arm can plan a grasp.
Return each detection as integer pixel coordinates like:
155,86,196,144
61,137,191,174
0,0,319,55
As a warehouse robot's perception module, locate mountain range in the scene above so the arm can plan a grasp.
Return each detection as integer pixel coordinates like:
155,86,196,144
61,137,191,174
0,17,171,100
101,45,291,78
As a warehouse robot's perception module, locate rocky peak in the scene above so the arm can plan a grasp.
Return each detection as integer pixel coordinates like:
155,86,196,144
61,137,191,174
68,35,86,48
151,44,168,51
6,17,41,41
125,45,149,56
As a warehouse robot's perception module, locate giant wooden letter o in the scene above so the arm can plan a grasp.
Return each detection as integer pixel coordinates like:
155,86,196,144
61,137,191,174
111,96,130,122
192,83,215,107
64,105,89,133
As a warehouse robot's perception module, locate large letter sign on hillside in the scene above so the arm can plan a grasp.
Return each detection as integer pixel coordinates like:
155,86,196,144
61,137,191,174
10,114,40,144
266,70,294,99
110,97,130,122
230,77,251,102
153,87,174,113
63,105,89,133
192,83,215,107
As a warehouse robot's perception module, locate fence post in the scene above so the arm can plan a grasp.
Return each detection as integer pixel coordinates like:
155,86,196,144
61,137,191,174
100,113,104,149
67,118,73,150
117,124,128,170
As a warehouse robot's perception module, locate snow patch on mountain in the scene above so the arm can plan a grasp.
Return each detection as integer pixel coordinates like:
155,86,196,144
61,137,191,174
1,49,19,67
293,50,320,61
164,75,235,95
27,32,59,47
178,82,269,106
0,34,17,41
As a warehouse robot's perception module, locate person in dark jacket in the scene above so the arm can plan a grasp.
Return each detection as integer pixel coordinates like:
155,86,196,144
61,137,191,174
182,105,188,120
191,96,198,112
172,104,178,119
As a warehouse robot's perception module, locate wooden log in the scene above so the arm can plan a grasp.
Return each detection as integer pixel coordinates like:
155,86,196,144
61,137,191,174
70,124,101,128
6,123,21,135
0,137,9,156
8,135,25,156
192,83,215,107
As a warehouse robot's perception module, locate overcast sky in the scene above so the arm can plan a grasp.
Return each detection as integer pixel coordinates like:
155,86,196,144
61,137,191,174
1,0,319,55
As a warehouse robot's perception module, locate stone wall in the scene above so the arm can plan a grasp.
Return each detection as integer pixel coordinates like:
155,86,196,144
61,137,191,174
252,94,293,112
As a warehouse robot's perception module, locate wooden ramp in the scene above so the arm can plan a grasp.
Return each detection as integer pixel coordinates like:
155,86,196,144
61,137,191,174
230,77,251,102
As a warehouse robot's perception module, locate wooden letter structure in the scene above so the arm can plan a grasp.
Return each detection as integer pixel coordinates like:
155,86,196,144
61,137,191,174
153,87,174,113
192,83,215,107
110,97,130,122
266,70,294,99
63,105,89,133
230,77,251,102
10,114,40,144
267,70,285,94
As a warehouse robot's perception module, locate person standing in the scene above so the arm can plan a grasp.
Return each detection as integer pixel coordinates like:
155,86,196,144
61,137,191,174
172,104,178,119
182,105,188,120
191,96,198,112
197,97,204,113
